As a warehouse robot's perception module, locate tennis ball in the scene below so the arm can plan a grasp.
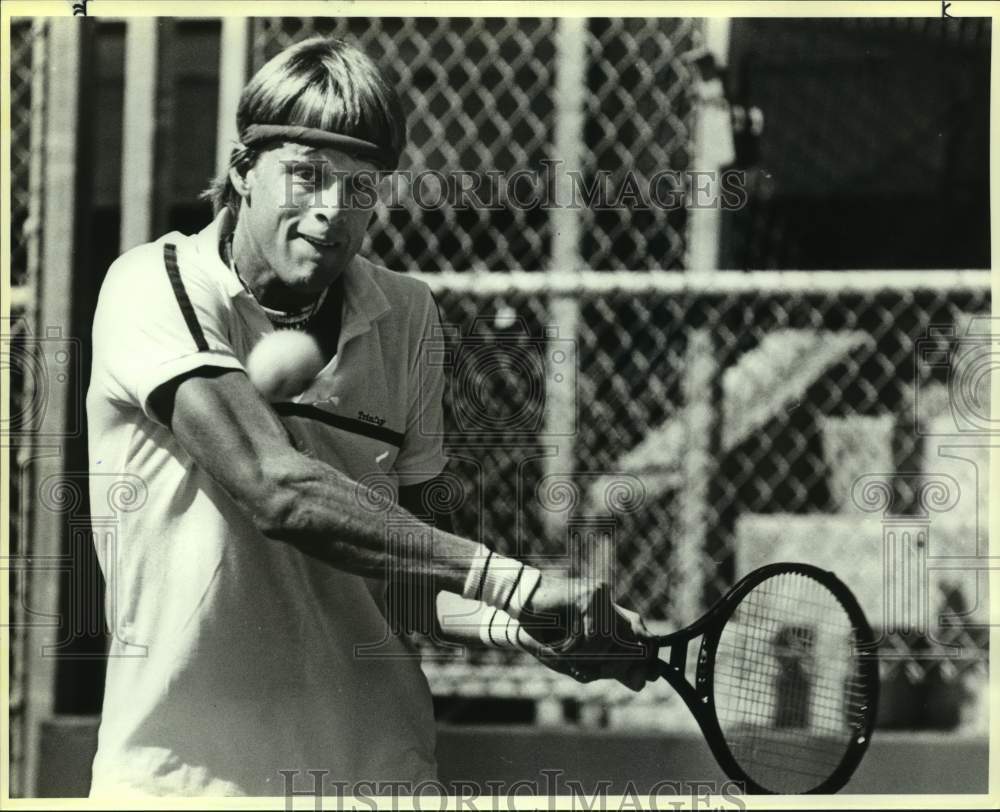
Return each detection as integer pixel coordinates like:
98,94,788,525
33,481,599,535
245,330,326,401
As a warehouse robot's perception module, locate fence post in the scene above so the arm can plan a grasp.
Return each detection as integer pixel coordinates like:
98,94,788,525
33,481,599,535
673,19,731,624
119,18,158,252
674,327,720,624
687,18,732,273
216,17,250,179
541,17,586,548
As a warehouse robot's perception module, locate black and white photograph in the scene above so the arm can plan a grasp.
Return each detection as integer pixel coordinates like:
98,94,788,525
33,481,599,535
3,2,994,807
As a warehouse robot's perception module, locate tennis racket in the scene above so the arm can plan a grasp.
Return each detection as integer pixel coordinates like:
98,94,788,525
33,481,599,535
649,562,879,794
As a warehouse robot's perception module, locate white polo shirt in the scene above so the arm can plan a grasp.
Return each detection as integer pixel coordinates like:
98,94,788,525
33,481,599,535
86,210,446,797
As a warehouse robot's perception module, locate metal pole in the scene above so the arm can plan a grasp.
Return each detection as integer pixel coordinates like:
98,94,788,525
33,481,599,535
687,18,732,273
673,326,719,625
417,269,992,295
542,17,587,549
119,18,158,252
215,17,249,179
674,18,731,624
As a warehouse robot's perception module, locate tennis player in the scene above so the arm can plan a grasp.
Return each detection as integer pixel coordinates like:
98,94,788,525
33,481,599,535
86,36,657,797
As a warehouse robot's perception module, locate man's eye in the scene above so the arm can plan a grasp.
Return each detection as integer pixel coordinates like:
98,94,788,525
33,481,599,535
292,166,319,183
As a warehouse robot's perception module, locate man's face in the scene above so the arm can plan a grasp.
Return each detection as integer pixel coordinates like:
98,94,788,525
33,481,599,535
234,142,379,295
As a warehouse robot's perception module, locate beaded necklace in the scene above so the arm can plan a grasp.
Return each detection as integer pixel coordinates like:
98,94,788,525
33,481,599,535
223,234,328,331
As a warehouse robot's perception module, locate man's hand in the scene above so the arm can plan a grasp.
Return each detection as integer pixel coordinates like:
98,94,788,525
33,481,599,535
518,573,660,692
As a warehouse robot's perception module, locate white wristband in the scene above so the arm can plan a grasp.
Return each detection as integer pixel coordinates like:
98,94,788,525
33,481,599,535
479,608,530,651
462,545,542,621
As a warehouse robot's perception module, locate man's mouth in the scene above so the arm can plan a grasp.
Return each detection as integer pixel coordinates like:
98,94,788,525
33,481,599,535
299,234,338,250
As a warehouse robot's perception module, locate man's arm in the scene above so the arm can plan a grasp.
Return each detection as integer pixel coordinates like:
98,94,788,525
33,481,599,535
395,475,656,691
155,367,476,594
398,478,455,534
155,366,659,689
395,479,538,651
395,481,527,647
395,480,530,651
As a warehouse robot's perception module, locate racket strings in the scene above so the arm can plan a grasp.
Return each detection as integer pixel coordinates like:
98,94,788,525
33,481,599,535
718,582,858,760
712,571,872,793
712,657,868,712
721,587,856,728
712,674,867,715
718,606,854,737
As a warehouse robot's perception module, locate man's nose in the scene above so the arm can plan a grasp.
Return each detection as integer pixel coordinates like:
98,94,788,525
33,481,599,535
310,180,349,224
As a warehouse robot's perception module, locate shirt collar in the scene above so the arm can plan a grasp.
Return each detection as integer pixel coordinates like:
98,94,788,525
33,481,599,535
340,254,392,342
194,209,392,339
194,208,245,299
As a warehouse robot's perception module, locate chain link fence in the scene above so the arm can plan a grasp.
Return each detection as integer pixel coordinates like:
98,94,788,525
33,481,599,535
249,17,990,728
5,20,991,776
10,19,44,288
252,17,701,271
422,274,991,730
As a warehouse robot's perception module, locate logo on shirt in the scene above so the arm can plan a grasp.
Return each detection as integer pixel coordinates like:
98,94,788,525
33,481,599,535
357,410,386,427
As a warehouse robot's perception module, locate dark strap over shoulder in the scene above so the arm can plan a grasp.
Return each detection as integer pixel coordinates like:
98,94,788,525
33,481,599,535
163,242,209,352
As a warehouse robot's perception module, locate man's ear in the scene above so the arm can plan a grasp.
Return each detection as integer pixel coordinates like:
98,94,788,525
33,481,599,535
229,162,251,198
229,148,255,198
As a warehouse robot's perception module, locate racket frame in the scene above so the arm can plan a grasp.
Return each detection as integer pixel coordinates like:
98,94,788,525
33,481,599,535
652,562,879,795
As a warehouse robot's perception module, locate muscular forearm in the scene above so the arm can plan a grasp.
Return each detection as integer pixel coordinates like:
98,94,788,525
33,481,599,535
163,369,539,605
255,452,480,594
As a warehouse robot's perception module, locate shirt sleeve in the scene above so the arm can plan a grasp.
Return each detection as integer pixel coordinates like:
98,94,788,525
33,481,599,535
92,239,244,424
394,284,448,487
